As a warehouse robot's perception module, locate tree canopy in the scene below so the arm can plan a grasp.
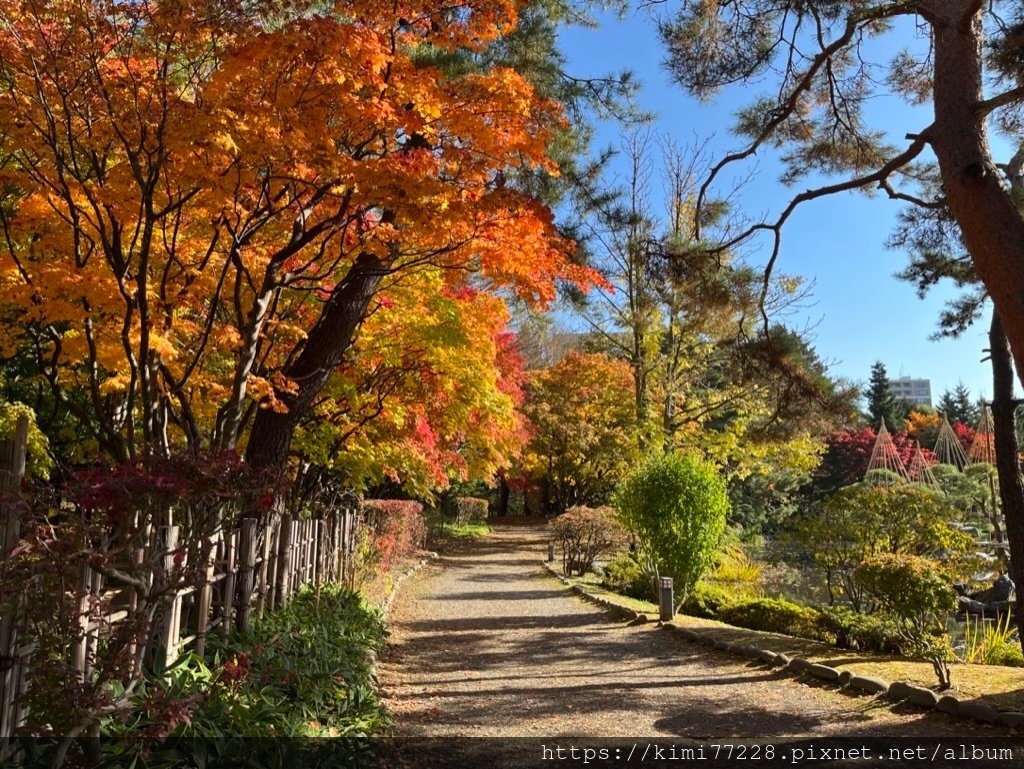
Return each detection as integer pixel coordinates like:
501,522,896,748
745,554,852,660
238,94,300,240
0,0,599,480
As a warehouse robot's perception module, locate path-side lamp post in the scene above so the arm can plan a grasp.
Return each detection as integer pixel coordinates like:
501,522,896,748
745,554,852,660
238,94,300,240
659,577,674,623
547,541,555,563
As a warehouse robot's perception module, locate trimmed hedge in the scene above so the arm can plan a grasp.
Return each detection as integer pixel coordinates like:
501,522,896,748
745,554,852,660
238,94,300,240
717,597,819,640
815,605,905,654
680,582,736,619
678,584,907,653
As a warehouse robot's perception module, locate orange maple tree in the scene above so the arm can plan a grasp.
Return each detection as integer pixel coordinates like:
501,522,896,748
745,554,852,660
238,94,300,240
0,0,595,475
291,268,531,495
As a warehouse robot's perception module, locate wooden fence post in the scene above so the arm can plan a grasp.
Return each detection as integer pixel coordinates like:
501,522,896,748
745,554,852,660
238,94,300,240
159,526,183,667
275,516,293,606
194,533,217,658
313,518,325,586
339,509,350,586
0,415,28,743
221,530,238,634
235,520,257,632
256,521,273,616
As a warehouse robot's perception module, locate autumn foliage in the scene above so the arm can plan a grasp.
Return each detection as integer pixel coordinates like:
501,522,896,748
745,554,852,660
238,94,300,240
811,424,971,494
0,0,595,481
356,499,426,581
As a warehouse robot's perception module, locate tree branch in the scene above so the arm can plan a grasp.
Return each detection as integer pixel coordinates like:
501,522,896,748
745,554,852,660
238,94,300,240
704,127,934,334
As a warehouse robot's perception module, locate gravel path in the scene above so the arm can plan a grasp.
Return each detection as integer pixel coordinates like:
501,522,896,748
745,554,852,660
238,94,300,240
378,527,1002,743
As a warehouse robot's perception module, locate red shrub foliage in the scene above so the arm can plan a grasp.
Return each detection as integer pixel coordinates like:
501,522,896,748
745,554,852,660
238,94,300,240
358,500,426,577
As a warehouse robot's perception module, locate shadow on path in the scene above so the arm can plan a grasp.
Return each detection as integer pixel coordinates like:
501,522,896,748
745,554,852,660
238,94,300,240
380,528,998,740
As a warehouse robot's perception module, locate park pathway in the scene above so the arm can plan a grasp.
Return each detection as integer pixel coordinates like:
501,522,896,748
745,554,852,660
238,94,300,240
377,527,995,744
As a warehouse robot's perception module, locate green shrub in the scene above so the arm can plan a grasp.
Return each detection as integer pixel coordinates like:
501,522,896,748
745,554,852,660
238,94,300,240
615,453,729,607
986,641,1024,668
680,582,735,619
815,605,905,654
961,614,1021,665
601,552,656,602
717,597,819,640
854,553,958,688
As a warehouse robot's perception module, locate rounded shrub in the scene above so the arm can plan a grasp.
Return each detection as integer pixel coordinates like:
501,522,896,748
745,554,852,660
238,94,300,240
601,552,656,602
815,605,905,654
615,453,729,608
549,505,624,576
455,496,489,525
680,582,735,619
717,597,819,640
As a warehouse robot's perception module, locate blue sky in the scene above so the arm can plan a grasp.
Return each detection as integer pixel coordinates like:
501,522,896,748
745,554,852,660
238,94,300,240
557,7,1000,411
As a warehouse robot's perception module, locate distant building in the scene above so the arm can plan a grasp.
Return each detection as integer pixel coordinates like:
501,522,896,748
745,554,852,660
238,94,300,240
891,376,932,407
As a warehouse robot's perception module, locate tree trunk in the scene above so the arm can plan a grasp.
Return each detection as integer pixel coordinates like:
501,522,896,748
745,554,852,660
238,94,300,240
497,472,510,518
930,4,1024,396
987,312,1024,651
244,251,388,473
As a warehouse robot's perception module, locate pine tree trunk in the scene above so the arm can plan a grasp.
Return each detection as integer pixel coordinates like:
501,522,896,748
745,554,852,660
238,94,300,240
931,5,1024,395
988,313,1024,652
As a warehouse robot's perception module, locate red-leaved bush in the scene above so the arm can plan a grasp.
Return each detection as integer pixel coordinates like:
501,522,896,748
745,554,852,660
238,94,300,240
0,451,279,760
354,500,426,584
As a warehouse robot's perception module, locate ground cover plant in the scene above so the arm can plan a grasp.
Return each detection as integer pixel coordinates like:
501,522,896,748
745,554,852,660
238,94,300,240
97,586,388,768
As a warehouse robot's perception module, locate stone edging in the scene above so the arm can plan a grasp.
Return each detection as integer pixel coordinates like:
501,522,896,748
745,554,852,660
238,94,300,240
542,561,1024,730
374,551,439,677
382,551,439,618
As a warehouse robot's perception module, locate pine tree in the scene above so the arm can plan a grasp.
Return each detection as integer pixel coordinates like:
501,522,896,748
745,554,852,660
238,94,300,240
866,362,903,429
937,382,980,427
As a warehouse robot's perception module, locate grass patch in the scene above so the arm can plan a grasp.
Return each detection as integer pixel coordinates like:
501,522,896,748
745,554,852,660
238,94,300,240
444,522,491,538
560,570,1024,711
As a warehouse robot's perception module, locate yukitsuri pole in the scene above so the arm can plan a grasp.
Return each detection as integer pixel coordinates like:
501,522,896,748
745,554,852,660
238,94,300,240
0,416,28,743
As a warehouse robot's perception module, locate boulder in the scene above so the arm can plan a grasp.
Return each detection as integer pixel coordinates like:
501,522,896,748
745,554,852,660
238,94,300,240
848,675,888,694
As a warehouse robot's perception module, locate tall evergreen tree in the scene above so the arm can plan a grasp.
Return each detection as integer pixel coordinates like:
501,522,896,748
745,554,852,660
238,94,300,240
937,383,980,427
866,362,902,429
